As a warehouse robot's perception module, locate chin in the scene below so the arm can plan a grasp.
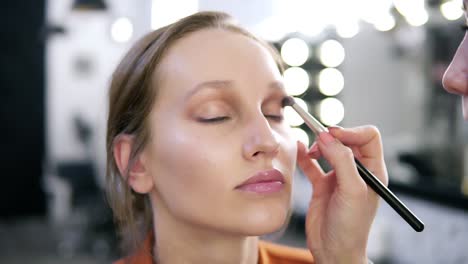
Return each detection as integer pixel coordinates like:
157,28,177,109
239,205,290,236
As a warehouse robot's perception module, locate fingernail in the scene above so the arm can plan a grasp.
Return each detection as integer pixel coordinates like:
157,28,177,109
308,150,320,160
319,132,335,145
307,142,319,158
328,125,343,130
309,142,319,153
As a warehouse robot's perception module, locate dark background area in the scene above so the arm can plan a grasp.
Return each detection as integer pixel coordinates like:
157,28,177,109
0,1,46,218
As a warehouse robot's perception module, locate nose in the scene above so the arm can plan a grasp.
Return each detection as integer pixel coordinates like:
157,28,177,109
242,114,280,161
442,35,468,96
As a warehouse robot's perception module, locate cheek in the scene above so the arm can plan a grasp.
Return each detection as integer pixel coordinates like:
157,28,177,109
148,120,237,208
151,128,208,187
277,127,298,172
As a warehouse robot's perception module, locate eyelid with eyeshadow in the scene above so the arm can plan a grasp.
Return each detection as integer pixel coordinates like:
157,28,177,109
192,95,286,124
197,114,284,124
264,114,284,122
261,97,286,122
190,97,231,118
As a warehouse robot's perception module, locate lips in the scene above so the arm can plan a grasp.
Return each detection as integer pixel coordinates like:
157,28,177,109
235,169,285,194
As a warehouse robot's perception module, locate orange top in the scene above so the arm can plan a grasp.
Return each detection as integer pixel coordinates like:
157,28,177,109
114,235,314,264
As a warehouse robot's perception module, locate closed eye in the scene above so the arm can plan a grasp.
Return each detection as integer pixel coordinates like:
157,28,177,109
264,114,284,122
197,116,230,123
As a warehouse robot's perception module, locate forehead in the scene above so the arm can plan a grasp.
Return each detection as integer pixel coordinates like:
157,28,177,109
158,28,281,84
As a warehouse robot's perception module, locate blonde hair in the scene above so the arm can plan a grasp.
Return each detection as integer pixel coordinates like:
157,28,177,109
105,11,284,254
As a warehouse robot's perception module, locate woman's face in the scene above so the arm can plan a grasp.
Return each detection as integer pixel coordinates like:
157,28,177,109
145,28,296,235
442,0,468,120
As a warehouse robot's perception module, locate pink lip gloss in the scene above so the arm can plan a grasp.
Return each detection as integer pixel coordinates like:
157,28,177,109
236,169,285,194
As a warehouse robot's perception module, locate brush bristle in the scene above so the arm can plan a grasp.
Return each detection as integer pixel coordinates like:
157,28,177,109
281,96,295,107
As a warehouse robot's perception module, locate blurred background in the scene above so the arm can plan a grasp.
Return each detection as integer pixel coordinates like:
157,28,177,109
1,0,468,263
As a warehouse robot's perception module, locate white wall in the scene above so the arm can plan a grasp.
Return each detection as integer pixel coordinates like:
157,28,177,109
199,0,274,28
340,24,429,184
46,0,152,186
341,25,426,138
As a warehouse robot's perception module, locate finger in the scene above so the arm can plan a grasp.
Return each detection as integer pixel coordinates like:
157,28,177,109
351,145,363,159
328,125,383,159
307,141,322,160
297,141,326,186
329,126,388,185
317,132,367,196
297,140,308,157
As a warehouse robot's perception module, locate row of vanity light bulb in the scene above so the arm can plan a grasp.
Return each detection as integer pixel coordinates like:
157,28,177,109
280,37,345,146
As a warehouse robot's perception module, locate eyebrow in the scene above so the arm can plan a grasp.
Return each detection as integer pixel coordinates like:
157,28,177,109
185,79,286,100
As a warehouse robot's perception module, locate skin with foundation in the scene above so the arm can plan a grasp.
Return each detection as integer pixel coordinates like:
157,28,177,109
112,26,388,264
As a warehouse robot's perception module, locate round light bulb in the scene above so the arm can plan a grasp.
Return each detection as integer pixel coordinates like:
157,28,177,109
374,14,396,31
318,68,344,96
336,21,360,39
318,40,345,67
290,127,309,146
317,97,345,126
405,10,429,26
281,38,310,67
440,0,464,21
283,67,310,96
111,17,133,43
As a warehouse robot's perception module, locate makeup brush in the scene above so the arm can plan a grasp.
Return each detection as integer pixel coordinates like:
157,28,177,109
282,96,424,232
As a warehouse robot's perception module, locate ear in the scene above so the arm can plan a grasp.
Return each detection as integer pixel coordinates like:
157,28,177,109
113,135,154,194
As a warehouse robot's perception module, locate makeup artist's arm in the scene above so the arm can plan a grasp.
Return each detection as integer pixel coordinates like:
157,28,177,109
296,125,388,264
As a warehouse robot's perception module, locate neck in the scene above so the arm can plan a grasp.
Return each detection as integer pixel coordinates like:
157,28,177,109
152,202,259,264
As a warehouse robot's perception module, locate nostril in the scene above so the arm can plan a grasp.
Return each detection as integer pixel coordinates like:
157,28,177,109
251,147,279,158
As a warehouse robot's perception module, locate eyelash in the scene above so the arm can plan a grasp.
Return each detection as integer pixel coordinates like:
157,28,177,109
461,24,468,31
198,114,284,124
264,114,284,122
197,116,230,123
